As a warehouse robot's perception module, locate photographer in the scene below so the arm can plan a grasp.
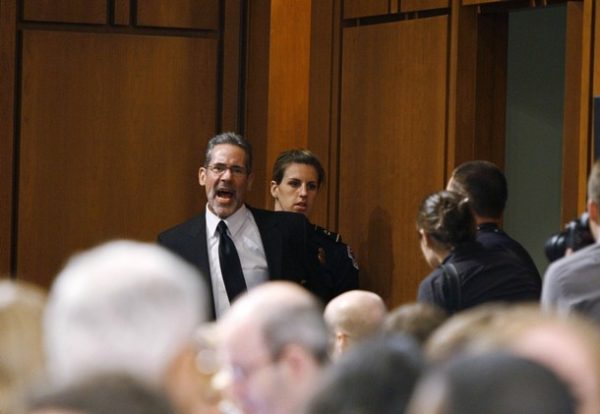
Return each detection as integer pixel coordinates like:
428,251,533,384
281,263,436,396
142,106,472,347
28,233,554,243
542,160,600,322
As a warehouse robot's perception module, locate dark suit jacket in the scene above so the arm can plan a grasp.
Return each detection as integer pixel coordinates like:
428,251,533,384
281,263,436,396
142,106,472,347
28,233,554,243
157,205,324,318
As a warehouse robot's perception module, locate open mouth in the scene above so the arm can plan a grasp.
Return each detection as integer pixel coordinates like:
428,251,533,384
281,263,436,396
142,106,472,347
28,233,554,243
216,188,235,201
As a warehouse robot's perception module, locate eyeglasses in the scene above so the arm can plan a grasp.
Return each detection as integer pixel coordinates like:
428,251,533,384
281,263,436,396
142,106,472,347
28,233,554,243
206,163,248,177
226,356,273,383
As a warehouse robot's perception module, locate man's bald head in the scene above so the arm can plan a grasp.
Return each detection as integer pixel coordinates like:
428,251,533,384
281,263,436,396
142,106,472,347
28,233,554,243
218,282,329,414
324,290,387,357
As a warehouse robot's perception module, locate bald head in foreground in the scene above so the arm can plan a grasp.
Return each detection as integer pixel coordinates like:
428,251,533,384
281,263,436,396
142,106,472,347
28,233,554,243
324,290,387,358
218,281,329,414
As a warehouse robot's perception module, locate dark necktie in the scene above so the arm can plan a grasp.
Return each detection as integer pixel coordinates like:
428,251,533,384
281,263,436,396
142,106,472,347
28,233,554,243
217,220,247,302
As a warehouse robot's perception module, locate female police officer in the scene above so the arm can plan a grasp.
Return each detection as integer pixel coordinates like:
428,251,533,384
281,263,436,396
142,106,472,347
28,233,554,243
270,149,359,299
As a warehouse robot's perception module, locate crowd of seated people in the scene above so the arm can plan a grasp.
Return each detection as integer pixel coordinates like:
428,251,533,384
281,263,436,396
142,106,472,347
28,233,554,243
6,138,600,414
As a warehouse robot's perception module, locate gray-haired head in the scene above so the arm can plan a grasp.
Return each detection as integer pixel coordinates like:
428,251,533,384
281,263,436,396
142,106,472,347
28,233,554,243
44,240,207,388
204,132,253,173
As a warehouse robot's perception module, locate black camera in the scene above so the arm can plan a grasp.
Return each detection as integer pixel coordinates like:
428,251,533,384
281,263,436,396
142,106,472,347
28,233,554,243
544,212,594,262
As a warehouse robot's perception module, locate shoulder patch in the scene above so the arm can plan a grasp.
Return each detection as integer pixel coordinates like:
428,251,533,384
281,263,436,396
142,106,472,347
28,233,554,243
314,224,341,242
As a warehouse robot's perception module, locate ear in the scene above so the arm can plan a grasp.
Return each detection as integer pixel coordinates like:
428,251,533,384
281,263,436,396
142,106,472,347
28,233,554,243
270,180,279,199
279,343,313,378
199,167,207,186
420,230,434,248
335,331,349,355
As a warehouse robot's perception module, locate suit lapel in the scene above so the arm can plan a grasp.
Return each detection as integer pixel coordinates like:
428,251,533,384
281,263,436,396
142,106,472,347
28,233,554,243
251,207,282,280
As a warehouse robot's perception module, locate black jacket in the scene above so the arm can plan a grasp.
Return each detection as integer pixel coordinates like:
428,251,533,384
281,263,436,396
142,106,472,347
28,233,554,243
158,206,323,318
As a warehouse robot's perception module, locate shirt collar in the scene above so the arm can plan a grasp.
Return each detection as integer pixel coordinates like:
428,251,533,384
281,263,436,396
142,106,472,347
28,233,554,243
205,204,248,237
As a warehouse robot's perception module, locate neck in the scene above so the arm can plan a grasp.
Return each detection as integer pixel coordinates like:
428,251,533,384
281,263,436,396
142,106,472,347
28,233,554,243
434,248,451,266
475,216,501,226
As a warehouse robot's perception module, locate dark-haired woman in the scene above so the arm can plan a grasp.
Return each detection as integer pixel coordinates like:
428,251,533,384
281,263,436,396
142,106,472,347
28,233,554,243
270,149,359,299
416,191,540,314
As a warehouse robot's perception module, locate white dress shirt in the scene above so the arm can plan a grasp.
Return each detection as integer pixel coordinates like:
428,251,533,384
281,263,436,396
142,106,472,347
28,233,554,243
205,204,269,318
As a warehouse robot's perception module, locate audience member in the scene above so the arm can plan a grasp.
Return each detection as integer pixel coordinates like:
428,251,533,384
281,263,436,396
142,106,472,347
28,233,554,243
158,132,323,319
43,240,212,414
543,159,600,323
302,334,423,414
323,290,386,358
447,160,541,280
425,305,600,414
383,302,447,345
416,191,540,313
424,303,510,362
0,279,47,414
28,374,175,414
270,149,359,298
407,351,575,414
218,281,329,414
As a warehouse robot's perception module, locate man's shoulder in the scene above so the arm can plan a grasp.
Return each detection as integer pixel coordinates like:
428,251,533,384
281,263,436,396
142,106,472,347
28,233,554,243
476,228,521,249
158,213,205,241
248,206,307,225
546,243,600,280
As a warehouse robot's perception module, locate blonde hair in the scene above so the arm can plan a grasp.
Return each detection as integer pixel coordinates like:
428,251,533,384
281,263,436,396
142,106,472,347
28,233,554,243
0,278,47,414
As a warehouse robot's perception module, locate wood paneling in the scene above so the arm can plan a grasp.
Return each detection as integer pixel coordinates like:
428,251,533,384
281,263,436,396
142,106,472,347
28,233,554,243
244,0,271,209
401,0,449,12
18,31,217,286
462,0,506,4
0,0,16,276
244,0,313,212
137,0,219,30
221,0,242,132
473,13,507,166
264,0,312,204
339,16,448,306
113,0,130,26
343,0,389,19
449,4,508,169
308,0,337,228
562,0,592,222
23,0,106,24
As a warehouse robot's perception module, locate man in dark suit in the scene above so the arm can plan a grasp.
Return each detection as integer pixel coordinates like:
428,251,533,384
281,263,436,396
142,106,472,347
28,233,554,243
158,132,322,318
446,160,541,286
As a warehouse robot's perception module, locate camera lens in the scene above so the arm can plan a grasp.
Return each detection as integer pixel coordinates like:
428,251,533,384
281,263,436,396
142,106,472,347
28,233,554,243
544,232,567,263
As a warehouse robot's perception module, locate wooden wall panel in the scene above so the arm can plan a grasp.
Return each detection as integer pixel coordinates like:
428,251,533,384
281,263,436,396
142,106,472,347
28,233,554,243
562,0,592,222
462,0,506,4
343,0,389,19
308,0,338,228
0,0,16,276
339,16,448,307
264,0,312,206
401,0,449,12
23,0,106,24
114,0,131,26
244,0,314,212
137,0,219,30
18,31,217,286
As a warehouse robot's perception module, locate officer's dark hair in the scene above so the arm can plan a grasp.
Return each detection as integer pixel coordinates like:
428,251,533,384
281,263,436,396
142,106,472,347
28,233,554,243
204,132,253,173
448,160,507,219
417,191,475,249
271,149,325,188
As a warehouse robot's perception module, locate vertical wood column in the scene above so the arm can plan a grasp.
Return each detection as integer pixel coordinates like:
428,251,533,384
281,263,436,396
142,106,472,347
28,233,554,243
0,0,17,277
563,0,592,221
245,0,313,211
